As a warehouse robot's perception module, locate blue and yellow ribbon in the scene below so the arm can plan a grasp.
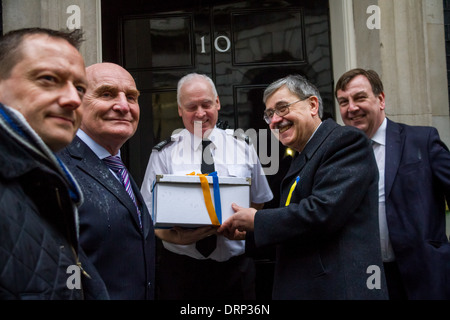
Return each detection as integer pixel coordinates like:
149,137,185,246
285,176,300,206
188,171,221,226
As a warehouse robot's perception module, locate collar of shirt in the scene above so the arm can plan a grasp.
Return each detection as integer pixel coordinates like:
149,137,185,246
298,122,322,155
76,129,120,160
309,122,322,143
371,117,387,146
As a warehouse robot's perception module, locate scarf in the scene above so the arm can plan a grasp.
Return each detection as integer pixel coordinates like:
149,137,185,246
0,103,83,236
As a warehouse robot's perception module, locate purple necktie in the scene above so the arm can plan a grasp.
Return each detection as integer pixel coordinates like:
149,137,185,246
103,155,142,228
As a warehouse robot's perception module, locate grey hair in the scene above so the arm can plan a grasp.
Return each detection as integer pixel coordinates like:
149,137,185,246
263,74,323,119
177,73,218,105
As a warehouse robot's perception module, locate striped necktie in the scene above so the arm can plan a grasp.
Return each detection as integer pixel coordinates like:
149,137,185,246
103,155,142,228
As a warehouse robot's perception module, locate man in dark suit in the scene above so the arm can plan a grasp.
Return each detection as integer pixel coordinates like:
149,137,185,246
335,68,450,300
219,74,388,300
58,62,155,300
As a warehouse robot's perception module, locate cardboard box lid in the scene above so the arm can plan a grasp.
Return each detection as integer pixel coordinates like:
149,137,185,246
155,174,251,185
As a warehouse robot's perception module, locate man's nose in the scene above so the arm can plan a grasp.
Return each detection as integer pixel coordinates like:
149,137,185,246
60,83,82,109
113,92,131,112
348,99,359,112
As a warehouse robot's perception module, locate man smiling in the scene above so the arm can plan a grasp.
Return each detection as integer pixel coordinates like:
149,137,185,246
219,74,388,300
0,27,108,300
141,72,273,300
59,62,156,300
336,68,450,300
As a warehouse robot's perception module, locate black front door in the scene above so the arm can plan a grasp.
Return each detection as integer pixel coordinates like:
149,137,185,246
102,0,333,300
102,0,334,188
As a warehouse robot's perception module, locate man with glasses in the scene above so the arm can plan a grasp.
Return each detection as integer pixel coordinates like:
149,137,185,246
219,74,388,300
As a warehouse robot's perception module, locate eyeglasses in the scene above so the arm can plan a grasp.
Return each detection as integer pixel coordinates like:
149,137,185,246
263,96,310,124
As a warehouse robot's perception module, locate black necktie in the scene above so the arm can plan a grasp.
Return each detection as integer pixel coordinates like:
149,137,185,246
200,139,215,174
196,139,217,257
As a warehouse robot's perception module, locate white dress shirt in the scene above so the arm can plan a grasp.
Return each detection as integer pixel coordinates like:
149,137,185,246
371,118,395,262
141,127,273,262
76,129,122,181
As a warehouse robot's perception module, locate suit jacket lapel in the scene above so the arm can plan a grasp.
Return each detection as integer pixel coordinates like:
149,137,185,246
281,119,337,188
67,136,144,232
385,119,404,199
283,152,306,183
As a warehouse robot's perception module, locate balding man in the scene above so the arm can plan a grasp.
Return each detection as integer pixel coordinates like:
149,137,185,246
58,62,156,300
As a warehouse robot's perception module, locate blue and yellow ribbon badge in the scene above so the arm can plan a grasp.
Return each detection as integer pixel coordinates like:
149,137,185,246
285,176,300,207
187,171,222,226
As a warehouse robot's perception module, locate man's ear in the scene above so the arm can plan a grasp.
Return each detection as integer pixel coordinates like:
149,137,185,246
216,96,221,111
377,92,386,111
309,96,320,116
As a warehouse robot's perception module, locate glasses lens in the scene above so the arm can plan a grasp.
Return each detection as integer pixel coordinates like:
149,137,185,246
263,109,274,124
277,106,289,117
263,97,306,124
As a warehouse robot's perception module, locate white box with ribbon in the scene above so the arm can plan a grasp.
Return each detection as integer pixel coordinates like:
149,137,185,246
151,174,251,228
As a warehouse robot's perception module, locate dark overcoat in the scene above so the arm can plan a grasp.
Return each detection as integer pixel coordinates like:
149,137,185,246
250,119,388,300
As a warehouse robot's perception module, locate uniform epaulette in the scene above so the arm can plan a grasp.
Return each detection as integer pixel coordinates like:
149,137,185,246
152,138,172,151
240,134,250,145
216,119,230,130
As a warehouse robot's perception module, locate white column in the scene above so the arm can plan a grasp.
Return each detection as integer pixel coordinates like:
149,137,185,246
329,0,357,124
2,0,102,66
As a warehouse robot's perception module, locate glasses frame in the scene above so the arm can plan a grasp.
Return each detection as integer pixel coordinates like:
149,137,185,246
263,96,311,124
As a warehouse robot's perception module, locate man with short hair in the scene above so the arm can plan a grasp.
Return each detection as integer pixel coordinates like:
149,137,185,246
219,74,388,300
0,27,108,300
141,73,273,300
335,68,450,300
